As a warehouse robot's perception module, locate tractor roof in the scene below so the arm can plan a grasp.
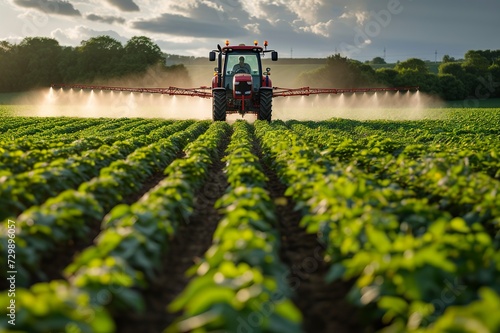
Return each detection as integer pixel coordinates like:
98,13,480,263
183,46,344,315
222,45,263,53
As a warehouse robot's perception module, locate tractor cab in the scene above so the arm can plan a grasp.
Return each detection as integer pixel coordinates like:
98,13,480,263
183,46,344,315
209,41,278,121
223,51,261,93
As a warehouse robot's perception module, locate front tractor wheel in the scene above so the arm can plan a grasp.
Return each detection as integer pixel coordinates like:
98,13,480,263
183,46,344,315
258,88,273,122
212,89,227,121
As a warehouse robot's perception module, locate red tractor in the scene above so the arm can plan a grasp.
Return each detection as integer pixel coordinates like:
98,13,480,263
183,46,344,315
209,40,278,121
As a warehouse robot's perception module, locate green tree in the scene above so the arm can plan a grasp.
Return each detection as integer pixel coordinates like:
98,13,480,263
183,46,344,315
0,41,14,91
463,50,490,75
439,74,466,100
439,62,465,78
488,64,500,97
395,58,428,74
297,54,378,88
442,54,456,63
0,41,11,53
5,37,63,90
20,37,63,87
375,68,398,86
371,56,386,64
396,69,441,95
461,73,482,98
57,46,79,83
77,36,124,81
123,36,165,73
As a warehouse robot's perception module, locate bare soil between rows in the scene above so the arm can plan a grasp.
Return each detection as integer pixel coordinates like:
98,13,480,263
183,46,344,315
29,150,186,287
114,138,230,333
33,169,171,286
257,145,371,333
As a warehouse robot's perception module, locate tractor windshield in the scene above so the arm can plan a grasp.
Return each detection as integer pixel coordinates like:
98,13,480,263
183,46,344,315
226,53,259,75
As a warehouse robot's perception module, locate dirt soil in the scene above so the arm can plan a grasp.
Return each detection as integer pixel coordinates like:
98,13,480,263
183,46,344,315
114,138,229,333
33,168,171,286
258,141,370,333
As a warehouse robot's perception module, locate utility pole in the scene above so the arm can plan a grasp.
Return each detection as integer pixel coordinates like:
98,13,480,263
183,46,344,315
383,47,386,61
291,47,293,59
435,50,438,63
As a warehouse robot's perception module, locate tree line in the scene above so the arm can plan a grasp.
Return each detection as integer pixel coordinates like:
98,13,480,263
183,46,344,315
1,35,498,101
0,36,190,92
298,50,500,100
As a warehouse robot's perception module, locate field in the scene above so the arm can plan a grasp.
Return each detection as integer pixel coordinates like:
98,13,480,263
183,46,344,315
1,106,500,333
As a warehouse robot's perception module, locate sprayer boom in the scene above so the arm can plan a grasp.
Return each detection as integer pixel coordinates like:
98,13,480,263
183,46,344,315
51,84,212,98
272,86,419,97
52,83,419,99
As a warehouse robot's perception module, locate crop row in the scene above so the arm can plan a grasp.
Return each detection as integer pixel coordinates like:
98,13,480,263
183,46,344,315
168,120,301,332
255,120,500,332
0,121,229,332
0,120,200,284
3,117,109,140
0,120,188,220
0,118,152,175
10,120,185,176
290,121,500,244
0,118,151,152
290,118,500,179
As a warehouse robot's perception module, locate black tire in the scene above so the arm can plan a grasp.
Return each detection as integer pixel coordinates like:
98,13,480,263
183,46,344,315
258,88,273,122
212,89,226,121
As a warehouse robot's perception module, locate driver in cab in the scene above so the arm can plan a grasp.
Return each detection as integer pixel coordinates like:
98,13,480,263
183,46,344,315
232,56,251,74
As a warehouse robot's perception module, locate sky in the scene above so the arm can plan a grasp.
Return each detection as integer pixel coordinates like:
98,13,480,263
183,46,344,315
0,0,499,63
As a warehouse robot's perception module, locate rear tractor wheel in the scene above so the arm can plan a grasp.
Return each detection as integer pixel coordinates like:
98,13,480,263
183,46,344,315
212,88,227,121
258,88,272,122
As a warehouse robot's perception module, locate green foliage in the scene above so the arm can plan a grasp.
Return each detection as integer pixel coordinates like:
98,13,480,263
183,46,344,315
438,74,466,100
0,281,115,333
257,114,500,331
395,58,429,74
298,53,379,88
463,50,490,75
419,288,500,333
371,57,387,65
0,37,63,91
0,35,184,92
442,54,456,63
438,62,464,77
488,64,500,98
1,113,500,332
123,36,166,73
375,68,398,86
167,120,302,333
296,49,499,100
77,36,125,80
396,70,441,95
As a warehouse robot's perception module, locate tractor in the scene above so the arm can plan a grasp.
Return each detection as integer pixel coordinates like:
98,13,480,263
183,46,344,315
209,40,278,122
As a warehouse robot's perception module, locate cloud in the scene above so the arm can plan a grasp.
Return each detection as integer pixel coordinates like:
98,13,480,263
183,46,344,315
85,13,126,24
340,10,370,25
244,23,261,35
284,0,326,24
132,13,246,38
299,19,334,37
12,0,81,16
51,26,127,46
105,0,139,12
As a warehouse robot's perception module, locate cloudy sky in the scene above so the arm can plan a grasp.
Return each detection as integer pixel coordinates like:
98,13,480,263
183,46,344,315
0,0,499,63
